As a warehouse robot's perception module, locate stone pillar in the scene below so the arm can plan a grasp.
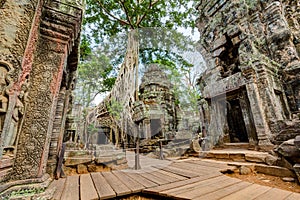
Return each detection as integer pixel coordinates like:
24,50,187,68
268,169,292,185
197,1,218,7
239,92,258,147
12,1,83,180
0,0,42,159
246,82,273,150
47,86,66,175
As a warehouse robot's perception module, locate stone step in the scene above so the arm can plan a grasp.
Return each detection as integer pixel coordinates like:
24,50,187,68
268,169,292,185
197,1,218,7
217,143,251,149
189,149,278,166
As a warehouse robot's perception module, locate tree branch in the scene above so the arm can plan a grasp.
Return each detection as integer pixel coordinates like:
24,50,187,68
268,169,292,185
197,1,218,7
137,0,159,27
97,0,131,26
119,0,135,29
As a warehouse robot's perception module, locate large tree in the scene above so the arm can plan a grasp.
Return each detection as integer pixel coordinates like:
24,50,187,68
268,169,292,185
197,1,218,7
84,0,196,39
81,0,199,146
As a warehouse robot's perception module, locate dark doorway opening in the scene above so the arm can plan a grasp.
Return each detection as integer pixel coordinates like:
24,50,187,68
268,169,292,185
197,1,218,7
97,132,108,144
227,99,249,142
150,119,162,138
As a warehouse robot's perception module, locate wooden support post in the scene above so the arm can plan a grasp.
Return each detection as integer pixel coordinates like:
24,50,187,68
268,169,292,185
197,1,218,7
56,143,66,179
159,140,164,160
135,137,141,170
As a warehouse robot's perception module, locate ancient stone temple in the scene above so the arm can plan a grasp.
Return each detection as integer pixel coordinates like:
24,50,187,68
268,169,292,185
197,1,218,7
133,64,180,140
196,0,300,150
0,0,84,189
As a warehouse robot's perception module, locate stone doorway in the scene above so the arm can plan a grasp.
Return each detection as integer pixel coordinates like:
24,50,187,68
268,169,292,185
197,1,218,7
226,98,249,143
150,119,162,138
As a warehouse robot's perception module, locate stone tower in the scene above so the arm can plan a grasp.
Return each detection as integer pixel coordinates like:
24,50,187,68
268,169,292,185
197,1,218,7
133,64,180,140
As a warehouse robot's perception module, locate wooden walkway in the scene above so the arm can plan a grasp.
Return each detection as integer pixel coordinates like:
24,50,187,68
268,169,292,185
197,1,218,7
48,158,300,200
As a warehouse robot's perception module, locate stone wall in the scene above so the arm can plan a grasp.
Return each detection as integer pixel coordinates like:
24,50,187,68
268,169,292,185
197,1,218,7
196,0,300,149
0,0,84,184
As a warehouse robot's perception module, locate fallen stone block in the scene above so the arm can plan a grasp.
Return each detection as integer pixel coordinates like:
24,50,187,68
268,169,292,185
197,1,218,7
255,164,296,178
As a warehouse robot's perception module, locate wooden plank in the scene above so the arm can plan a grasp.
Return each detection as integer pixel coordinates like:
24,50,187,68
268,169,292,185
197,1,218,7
254,187,292,200
80,174,99,200
61,175,79,200
155,169,187,181
171,162,214,174
139,170,170,185
186,159,228,169
151,171,177,183
161,175,230,197
153,165,201,178
194,181,252,200
151,170,184,183
91,172,116,199
125,172,158,188
220,183,272,200
143,173,221,195
112,171,144,193
175,176,242,199
48,178,66,200
284,192,300,200
101,171,131,196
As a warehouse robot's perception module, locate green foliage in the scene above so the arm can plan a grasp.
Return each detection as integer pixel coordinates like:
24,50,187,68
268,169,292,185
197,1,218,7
106,98,123,120
80,34,92,60
84,0,197,41
87,123,98,135
75,50,117,108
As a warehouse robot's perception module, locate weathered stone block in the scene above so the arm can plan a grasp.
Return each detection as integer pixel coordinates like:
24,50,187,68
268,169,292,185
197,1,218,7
64,150,90,157
239,166,252,175
277,139,300,160
265,154,278,166
77,164,88,174
255,164,296,178
245,153,268,163
229,153,245,162
64,155,93,166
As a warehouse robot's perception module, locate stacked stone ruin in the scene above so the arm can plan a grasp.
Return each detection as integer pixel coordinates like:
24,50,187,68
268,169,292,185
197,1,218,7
133,64,180,140
196,0,300,181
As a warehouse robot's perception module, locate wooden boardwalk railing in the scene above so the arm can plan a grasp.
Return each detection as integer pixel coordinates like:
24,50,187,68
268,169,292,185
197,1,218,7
47,158,300,200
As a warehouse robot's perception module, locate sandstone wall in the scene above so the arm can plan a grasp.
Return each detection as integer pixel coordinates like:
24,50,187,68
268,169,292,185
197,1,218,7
0,0,84,184
196,0,300,149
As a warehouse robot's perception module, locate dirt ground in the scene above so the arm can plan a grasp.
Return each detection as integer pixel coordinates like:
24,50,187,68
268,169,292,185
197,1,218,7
227,172,300,193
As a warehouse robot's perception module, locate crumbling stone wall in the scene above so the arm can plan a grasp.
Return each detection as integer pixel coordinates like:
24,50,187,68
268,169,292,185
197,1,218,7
0,0,84,184
196,0,300,150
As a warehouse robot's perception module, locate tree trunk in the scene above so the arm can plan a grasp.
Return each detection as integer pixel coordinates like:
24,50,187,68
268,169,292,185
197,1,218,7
93,29,139,145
